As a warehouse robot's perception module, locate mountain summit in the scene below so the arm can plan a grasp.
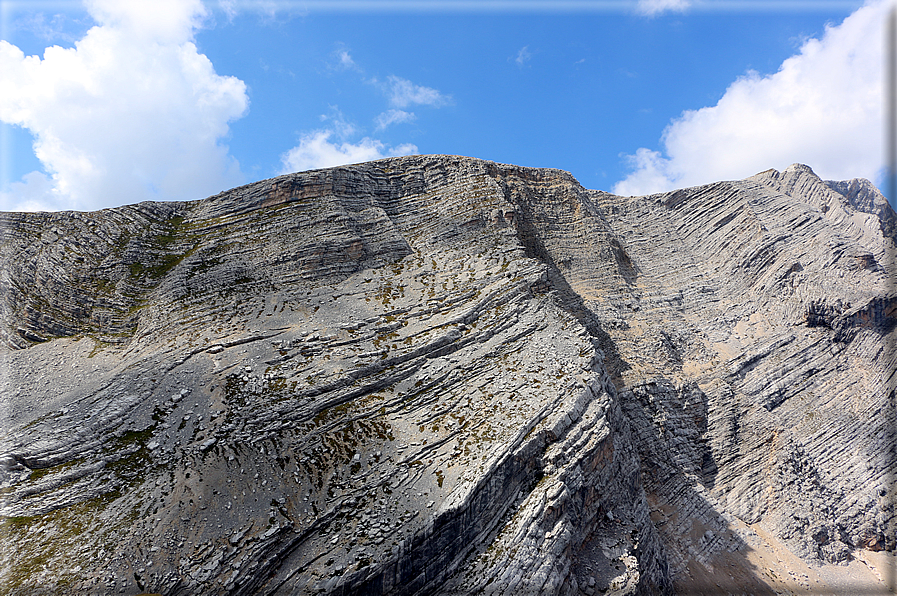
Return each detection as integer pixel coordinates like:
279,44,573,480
1,155,894,594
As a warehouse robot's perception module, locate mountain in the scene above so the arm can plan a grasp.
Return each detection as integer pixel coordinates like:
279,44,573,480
0,155,894,595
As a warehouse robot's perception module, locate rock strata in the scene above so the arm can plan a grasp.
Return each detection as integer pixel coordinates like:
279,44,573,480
0,156,893,595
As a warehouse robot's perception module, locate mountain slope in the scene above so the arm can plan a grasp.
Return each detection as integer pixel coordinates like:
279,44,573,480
0,156,893,595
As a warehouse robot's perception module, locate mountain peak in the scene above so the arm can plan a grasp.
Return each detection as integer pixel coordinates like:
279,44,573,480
1,159,893,595
783,162,819,177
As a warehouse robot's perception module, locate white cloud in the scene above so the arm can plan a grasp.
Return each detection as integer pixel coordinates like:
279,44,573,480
0,171,60,212
319,107,359,138
0,0,248,212
331,44,361,71
614,0,888,196
337,50,356,68
219,0,239,21
83,0,209,45
386,75,450,109
615,149,677,196
280,130,417,173
375,109,416,130
636,0,691,16
514,45,532,67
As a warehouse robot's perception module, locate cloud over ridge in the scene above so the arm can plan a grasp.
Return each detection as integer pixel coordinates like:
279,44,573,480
614,0,888,197
279,68,447,173
280,130,417,173
0,0,249,212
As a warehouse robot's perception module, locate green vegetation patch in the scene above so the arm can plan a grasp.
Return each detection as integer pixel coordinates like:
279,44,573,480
27,457,88,482
0,489,124,592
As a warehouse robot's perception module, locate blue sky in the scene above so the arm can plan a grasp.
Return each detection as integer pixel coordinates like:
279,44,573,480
0,0,890,212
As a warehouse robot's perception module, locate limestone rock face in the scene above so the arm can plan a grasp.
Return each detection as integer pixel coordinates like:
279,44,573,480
0,156,893,595
587,163,895,592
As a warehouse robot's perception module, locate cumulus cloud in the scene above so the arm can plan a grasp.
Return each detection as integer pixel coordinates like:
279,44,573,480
636,0,691,17
0,171,59,213
375,109,416,130
614,0,888,196
84,0,207,43
514,46,532,67
386,75,450,109
280,71,438,173
280,130,417,173
0,0,248,212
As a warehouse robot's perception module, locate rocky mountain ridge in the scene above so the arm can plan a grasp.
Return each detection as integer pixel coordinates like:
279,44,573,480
0,155,894,595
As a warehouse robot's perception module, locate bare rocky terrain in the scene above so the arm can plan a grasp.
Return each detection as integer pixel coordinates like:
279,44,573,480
0,155,894,595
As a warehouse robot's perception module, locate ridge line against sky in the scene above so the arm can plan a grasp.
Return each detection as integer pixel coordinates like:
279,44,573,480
0,0,892,212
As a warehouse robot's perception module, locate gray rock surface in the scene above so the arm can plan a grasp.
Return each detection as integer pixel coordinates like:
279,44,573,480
0,156,893,595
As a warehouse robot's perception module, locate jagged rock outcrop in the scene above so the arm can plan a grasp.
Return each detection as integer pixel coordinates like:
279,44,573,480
825,176,897,241
0,156,893,595
587,164,896,593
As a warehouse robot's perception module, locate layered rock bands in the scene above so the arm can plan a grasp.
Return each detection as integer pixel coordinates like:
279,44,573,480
0,155,894,595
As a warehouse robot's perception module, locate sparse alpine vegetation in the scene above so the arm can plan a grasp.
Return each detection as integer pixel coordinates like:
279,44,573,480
0,156,894,595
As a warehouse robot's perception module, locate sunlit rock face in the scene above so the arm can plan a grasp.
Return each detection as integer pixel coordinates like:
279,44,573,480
0,155,893,595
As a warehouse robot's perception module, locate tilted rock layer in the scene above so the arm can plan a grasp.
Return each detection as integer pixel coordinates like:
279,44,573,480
0,155,894,595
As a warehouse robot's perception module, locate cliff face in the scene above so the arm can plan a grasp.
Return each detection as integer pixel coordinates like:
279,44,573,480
0,156,893,595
